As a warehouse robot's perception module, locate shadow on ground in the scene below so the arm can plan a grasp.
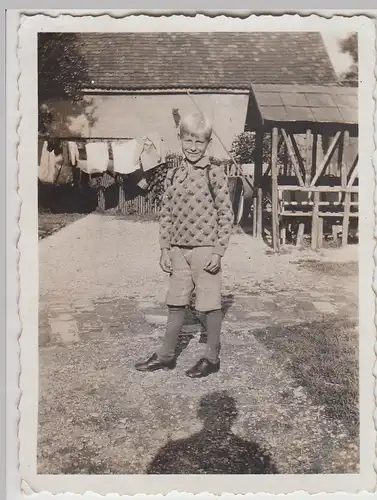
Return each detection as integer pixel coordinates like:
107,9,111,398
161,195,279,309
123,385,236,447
147,391,277,474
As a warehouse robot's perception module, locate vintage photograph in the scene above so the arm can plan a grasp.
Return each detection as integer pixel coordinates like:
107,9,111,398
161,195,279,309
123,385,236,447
36,25,361,476
9,10,374,495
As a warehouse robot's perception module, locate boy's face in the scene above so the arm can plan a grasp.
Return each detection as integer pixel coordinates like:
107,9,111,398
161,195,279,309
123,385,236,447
180,131,211,164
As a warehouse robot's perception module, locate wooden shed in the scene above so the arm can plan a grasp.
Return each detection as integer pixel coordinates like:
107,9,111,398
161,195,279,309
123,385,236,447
244,84,358,250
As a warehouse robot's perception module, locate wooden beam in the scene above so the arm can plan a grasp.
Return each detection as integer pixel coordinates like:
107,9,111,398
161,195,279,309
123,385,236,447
332,225,338,242
342,192,351,246
311,132,318,181
341,130,349,188
98,188,105,212
257,187,263,238
253,196,257,237
278,185,358,193
282,211,359,217
311,191,320,250
271,128,280,252
305,129,312,186
347,155,359,187
289,132,307,178
280,129,305,186
317,218,324,249
296,223,305,248
282,200,358,206
310,131,342,186
281,227,287,246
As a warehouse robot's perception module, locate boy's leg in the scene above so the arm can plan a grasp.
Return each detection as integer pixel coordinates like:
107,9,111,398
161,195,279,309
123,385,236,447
204,308,222,363
185,247,222,378
159,247,194,360
135,247,193,371
156,305,186,362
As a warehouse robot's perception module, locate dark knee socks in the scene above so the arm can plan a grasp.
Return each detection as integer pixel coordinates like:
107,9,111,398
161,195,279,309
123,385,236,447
157,307,222,364
157,306,186,362
204,309,222,363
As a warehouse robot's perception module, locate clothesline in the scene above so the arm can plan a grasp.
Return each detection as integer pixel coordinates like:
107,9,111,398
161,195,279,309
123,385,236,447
38,135,166,185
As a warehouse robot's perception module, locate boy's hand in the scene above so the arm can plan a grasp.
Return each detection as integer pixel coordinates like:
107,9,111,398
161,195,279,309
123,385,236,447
204,254,222,274
160,249,172,274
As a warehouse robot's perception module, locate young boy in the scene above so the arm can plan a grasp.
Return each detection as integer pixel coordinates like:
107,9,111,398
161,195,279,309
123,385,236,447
135,112,233,378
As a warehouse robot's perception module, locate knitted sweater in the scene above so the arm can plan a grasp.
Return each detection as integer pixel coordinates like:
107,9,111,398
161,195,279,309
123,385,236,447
159,157,234,256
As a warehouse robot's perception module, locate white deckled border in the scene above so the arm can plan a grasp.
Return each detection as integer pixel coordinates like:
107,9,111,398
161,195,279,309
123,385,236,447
8,9,377,498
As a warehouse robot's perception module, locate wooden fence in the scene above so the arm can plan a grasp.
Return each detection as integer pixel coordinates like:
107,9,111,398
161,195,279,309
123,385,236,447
96,157,246,217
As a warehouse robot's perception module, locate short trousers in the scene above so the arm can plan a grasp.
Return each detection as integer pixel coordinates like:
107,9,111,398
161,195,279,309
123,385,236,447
166,246,222,312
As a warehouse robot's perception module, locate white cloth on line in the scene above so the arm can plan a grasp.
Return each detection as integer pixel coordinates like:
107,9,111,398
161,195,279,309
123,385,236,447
137,178,148,190
112,140,141,174
140,133,165,172
38,141,56,184
68,141,80,166
83,142,109,174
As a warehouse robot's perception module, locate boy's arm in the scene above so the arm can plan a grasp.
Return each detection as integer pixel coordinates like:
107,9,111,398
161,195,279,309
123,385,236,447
159,173,172,250
211,167,234,257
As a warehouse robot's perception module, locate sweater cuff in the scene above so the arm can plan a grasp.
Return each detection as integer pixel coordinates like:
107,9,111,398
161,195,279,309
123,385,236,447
212,244,226,257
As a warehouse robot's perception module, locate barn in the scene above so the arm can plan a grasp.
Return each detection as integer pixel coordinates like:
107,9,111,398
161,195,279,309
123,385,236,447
42,31,340,158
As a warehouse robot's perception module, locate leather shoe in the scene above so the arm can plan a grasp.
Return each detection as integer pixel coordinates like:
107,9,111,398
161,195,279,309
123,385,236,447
135,353,176,372
185,357,220,378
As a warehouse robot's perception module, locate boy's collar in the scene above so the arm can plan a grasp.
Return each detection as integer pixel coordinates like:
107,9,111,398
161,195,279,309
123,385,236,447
183,156,211,169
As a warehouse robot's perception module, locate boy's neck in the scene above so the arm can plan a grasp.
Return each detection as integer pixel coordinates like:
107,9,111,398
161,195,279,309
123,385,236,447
184,155,210,168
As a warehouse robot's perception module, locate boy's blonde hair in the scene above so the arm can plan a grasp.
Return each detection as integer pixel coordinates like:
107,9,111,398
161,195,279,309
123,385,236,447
179,112,213,140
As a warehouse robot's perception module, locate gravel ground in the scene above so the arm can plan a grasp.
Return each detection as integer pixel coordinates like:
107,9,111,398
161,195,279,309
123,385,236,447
38,214,359,475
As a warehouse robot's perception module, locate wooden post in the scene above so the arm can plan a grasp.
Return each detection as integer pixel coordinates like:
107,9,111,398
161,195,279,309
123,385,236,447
317,217,323,249
271,127,280,252
311,191,320,250
341,131,348,188
305,129,312,186
311,132,318,182
281,227,286,246
252,196,257,236
98,188,105,212
332,225,338,243
347,154,359,187
341,130,350,187
342,192,351,246
254,130,263,239
257,188,263,238
296,223,305,248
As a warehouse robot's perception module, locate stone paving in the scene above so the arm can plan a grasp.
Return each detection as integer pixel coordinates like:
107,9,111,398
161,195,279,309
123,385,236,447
38,214,359,475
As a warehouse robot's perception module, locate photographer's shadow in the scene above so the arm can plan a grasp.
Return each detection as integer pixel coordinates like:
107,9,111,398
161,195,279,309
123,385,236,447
146,391,277,474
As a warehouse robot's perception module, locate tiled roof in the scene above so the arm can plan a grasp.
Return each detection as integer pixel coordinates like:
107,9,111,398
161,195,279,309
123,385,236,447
246,84,358,129
76,32,339,90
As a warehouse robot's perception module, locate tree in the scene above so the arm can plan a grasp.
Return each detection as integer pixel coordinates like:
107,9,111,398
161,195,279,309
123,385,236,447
231,132,286,167
338,32,358,87
38,33,92,134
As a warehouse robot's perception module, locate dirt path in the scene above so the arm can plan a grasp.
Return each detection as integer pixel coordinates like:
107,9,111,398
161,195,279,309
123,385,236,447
38,214,359,474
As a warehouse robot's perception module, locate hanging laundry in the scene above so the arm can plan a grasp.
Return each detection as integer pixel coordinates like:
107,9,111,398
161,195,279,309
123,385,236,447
137,178,148,190
112,139,142,175
140,133,165,172
68,141,80,166
38,140,57,184
82,142,109,174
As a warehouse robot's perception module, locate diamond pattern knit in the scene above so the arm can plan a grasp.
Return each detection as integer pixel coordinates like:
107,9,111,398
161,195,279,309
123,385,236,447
159,157,234,256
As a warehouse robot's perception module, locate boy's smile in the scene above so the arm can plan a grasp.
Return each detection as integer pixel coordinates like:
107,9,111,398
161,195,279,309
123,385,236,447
180,132,211,164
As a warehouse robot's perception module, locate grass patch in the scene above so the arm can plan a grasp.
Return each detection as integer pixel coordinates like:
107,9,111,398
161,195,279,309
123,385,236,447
297,260,358,277
253,318,359,436
38,212,86,240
